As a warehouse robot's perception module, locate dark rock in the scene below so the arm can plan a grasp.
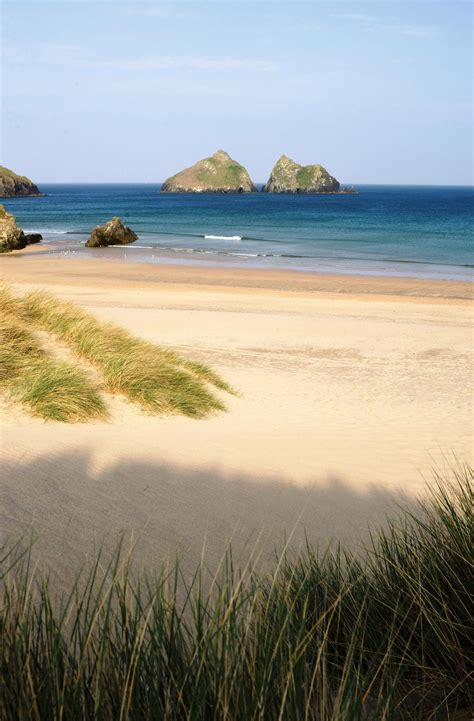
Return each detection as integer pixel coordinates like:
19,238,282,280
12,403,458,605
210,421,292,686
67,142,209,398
86,217,138,248
24,233,43,245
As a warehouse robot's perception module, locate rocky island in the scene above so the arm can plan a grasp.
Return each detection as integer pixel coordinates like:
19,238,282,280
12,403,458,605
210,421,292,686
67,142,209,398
0,166,43,197
162,150,257,193
85,217,138,247
0,205,42,252
263,155,353,194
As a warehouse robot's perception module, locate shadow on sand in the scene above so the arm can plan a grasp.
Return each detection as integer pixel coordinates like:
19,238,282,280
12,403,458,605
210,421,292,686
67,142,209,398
0,449,419,588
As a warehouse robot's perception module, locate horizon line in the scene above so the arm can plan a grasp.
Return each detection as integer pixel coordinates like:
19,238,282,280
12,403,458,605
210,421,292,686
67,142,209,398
12,181,474,189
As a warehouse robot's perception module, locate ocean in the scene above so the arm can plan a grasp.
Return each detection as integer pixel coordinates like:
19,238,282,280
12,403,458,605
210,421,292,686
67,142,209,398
2,184,473,280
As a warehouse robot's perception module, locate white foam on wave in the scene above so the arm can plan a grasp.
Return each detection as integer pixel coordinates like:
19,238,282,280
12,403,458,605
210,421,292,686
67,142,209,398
228,252,259,257
109,244,153,249
204,234,242,241
24,229,69,235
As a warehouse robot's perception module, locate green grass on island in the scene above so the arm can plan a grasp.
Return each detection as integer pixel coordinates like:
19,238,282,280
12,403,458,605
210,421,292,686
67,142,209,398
196,159,246,187
0,165,31,181
296,165,317,188
0,467,472,719
0,285,232,421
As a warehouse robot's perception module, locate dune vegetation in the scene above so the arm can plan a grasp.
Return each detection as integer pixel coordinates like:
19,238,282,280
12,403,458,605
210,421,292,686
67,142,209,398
0,309,106,422
0,468,472,720
0,285,232,421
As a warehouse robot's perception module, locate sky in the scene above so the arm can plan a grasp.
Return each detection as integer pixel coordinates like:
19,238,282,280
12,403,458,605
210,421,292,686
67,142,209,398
1,0,472,184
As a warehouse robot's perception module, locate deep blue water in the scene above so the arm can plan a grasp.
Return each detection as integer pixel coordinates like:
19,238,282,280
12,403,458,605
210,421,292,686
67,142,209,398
2,184,473,279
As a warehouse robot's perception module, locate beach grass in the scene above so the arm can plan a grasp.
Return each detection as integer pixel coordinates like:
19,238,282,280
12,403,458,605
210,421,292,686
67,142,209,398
0,307,107,422
20,288,232,418
0,467,472,720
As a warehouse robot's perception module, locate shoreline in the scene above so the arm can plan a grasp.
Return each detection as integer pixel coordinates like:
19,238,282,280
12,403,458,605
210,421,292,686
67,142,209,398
3,183,472,285
1,252,473,303
4,237,474,284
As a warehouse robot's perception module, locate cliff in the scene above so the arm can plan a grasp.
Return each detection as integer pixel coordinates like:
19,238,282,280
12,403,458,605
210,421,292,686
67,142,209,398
263,155,341,194
0,166,43,197
162,150,257,193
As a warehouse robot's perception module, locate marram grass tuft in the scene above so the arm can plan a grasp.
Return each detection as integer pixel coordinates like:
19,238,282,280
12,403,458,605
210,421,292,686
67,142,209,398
0,283,233,421
0,309,107,422
21,288,233,418
0,467,472,719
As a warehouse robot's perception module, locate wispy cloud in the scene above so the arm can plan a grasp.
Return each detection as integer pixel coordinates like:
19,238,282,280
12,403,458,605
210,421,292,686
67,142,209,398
110,55,277,71
120,4,184,20
6,44,277,73
336,13,375,24
332,12,437,39
389,25,436,39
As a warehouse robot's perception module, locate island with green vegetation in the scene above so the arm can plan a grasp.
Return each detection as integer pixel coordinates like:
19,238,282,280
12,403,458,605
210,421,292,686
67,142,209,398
0,165,43,197
162,150,257,193
263,154,356,194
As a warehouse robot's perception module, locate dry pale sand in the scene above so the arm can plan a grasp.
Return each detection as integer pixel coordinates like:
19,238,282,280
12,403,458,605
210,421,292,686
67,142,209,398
0,255,473,582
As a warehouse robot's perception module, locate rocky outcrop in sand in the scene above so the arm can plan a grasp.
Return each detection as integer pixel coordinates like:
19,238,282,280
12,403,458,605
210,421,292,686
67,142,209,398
0,166,43,197
0,205,41,252
263,155,341,193
162,150,257,193
85,217,138,248
24,233,43,244
0,205,26,251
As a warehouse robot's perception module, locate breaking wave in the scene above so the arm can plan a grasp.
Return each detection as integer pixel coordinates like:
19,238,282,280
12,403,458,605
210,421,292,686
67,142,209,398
204,234,242,240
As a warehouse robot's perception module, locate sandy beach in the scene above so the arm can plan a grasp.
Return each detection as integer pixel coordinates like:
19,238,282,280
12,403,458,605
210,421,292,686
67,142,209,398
1,254,472,581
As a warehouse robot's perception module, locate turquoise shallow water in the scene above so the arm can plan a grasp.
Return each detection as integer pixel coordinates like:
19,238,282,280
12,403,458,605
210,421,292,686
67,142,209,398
2,184,473,280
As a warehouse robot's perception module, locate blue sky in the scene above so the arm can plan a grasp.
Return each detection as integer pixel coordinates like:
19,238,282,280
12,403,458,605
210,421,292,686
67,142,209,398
2,1,472,184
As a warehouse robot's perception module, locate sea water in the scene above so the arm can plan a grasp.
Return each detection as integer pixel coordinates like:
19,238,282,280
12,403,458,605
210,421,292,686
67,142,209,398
3,184,473,280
